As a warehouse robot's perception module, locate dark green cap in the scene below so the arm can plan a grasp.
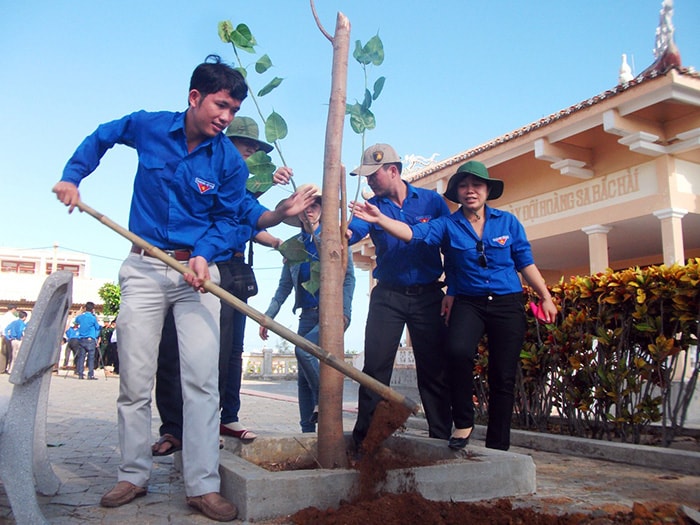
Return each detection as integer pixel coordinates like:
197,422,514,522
224,117,273,153
443,161,504,202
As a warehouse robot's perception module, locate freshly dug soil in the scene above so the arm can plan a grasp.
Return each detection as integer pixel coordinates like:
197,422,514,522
289,494,691,524
256,402,697,524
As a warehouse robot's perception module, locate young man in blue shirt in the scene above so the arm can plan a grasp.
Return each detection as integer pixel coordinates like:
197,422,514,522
74,301,102,380
63,321,80,369
53,55,315,522
347,143,452,450
4,310,27,374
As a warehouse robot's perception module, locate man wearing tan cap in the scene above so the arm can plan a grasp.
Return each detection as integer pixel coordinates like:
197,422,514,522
348,143,452,450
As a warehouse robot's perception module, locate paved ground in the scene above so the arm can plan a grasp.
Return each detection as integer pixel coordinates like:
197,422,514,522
0,370,698,524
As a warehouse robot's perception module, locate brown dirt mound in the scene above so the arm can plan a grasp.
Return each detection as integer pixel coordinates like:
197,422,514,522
289,493,690,524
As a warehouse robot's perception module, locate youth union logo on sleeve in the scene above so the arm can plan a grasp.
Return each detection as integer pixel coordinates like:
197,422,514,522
493,235,509,246
195,178,216,194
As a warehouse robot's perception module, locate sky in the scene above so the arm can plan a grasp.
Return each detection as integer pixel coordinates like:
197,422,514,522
1,0,699,353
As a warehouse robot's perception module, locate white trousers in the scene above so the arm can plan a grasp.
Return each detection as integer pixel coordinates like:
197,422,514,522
116,253,221,496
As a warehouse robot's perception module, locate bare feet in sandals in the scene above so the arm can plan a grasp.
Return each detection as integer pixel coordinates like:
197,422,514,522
151,433,182,456
220,422,257,441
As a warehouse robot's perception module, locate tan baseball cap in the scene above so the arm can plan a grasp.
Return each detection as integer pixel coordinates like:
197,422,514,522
275,183,322,227
350,143,402,176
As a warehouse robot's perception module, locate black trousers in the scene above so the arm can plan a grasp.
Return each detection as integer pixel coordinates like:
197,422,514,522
447,293,526,451
353,285,452,444
154,259,249,440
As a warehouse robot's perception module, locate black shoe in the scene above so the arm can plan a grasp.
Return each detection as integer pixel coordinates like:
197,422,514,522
88,376,98,380
448,436,469,450
78,375,85,380
448,428,473,450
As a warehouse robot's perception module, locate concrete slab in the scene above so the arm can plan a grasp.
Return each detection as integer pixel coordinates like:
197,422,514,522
218,433,536,522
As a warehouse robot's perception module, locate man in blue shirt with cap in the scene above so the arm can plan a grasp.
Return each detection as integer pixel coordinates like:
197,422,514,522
347,143,452,451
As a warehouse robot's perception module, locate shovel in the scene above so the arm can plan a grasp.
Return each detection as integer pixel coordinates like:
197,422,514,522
75,200,420,416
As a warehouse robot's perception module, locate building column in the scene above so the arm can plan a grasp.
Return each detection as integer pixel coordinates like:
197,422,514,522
653,208,688,266
581,225,612,274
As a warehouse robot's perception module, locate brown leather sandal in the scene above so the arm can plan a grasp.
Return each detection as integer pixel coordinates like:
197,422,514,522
151,433,182,456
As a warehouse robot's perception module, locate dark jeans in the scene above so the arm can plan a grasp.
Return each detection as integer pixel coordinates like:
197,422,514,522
447,293,526,451
64,338,80,367
218,259,248,424
155,258,249,440
76,337,96,378
296,309,320,433
155,311,182,438
106,342,119,374
352,285,452,445
0,337,9,372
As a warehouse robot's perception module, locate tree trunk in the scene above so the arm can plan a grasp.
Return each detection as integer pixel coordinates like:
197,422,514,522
317,11,350,468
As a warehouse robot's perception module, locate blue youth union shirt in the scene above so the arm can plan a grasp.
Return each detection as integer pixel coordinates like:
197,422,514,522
411,206,534,296
349,182,450,287
61,110,265,263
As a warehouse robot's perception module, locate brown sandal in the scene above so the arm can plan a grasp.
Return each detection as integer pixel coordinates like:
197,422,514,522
151,433,182,456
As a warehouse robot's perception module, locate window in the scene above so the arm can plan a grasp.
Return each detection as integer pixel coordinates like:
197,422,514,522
45,263,80,276
1,260,36,274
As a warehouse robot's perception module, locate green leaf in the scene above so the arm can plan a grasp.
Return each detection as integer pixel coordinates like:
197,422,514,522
231,23,257,53
258,77,283,97
234,66,247,79
349,107,375,134
353,34,384,66
265,111,288,142
352,40,367,65
246,150,276,176
244,151,276,195
278,237,309,265
346,101,362,117
373,76,385,100
302,260,321,295
350,114,366,134
218,21,234,43
361,89,372,111
246,174,274,195
255,54,272,74
364,34,384,66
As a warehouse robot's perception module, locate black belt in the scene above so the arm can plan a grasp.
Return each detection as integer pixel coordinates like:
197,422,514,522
455,292,524,304
377,281,444,296
131,244,192,262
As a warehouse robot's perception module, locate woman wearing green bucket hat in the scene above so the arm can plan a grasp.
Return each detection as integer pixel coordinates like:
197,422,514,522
350,160,556,451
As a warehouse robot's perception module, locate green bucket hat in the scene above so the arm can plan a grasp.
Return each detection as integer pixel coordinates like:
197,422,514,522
443,161,504,203
224,117,274,153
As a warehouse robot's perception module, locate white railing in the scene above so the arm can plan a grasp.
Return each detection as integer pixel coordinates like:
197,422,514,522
243,349,362,379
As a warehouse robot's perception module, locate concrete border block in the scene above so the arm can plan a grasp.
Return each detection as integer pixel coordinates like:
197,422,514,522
219,433,535,522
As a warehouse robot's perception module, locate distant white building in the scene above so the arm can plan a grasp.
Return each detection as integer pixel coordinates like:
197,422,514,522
0,246,110,317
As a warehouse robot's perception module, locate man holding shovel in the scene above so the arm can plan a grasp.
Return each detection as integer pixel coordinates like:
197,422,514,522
52,55,315,522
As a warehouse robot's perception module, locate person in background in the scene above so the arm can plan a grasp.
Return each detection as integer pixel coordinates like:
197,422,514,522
350,160,557,451
63,321,80,369
345,143,452,451
53,54,315,521
108,322,119,375
151,116,287,458
0,304,18,373
259,185,355,432
4,310,28,373
74,302,102,380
